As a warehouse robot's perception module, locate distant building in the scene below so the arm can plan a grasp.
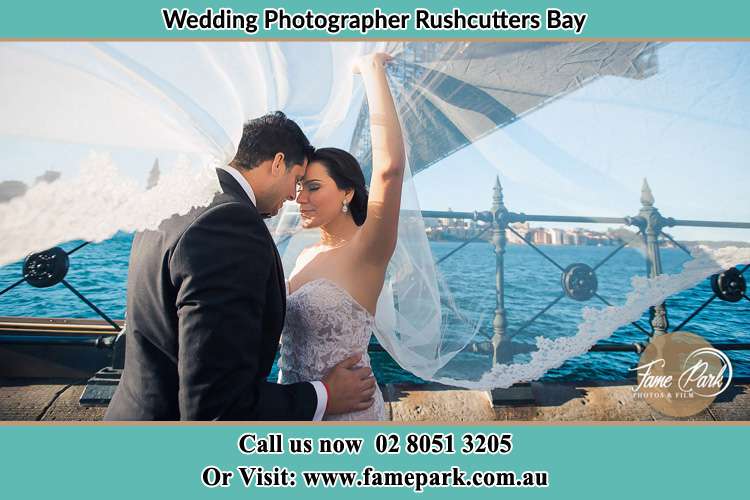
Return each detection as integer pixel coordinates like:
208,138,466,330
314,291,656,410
506,222,530,244
34,170,61,185
422,214,621,246
0,181,27,204
146,159,160,190
563,230,579,245
549,228,565,246
531,229,551,245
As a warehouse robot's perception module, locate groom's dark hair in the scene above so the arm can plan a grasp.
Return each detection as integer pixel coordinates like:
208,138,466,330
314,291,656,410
231,111,314,170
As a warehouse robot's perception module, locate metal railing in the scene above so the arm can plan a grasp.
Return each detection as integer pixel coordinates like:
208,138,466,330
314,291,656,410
0,316,122,347
424,177,750,367
0,241,122,332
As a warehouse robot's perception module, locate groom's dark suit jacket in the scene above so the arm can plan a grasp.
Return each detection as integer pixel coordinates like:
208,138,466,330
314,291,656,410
104,168,317,420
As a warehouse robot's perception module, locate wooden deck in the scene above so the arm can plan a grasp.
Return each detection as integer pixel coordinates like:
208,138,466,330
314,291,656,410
2,378,749,422
3,318,749,422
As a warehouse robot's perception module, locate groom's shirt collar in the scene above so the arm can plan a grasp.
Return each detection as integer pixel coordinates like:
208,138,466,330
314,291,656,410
218,165,257,206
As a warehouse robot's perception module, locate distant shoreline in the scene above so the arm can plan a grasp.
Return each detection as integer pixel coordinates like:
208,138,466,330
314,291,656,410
426,235,750,248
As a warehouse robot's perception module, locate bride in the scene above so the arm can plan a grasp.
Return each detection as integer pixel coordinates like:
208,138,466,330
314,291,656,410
278,52,404,421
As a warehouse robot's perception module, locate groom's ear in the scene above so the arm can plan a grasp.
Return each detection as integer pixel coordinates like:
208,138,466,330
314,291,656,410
270,152,286,177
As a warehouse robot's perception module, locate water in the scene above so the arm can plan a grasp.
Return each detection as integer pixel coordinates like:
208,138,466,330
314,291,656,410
1,233,748,383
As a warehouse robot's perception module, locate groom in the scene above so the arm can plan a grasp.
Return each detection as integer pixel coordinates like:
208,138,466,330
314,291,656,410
105,112,376,421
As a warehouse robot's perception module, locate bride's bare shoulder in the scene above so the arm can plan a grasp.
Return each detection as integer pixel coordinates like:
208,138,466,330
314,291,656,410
288,244,321,286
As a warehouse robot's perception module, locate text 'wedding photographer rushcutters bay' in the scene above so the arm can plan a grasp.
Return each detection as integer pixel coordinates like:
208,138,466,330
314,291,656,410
160,8,589,36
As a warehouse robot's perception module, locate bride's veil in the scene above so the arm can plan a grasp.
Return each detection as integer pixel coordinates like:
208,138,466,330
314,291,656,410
2,41,749,389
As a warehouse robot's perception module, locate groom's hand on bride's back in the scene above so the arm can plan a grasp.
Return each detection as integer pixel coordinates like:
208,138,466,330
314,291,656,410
322,354,376,415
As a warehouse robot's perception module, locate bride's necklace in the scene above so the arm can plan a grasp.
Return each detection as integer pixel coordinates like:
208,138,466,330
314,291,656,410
318,230,357,251
318,238,350,250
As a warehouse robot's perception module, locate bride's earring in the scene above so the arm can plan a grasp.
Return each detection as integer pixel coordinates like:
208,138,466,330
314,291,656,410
341,200,349,214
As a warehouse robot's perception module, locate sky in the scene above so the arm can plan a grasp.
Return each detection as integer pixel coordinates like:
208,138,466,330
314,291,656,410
412,42,750,242
2,42,749,242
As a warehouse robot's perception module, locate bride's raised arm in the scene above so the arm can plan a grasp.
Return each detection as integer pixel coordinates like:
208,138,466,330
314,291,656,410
354,53,406,265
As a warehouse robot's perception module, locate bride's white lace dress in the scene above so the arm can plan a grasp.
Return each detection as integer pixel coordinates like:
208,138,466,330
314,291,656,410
278,278,386,421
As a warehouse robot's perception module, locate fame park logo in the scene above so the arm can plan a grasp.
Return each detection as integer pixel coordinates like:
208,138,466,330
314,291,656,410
629,331,732,417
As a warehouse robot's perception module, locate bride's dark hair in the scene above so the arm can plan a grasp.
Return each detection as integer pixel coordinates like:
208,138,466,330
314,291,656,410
311,148,369,226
